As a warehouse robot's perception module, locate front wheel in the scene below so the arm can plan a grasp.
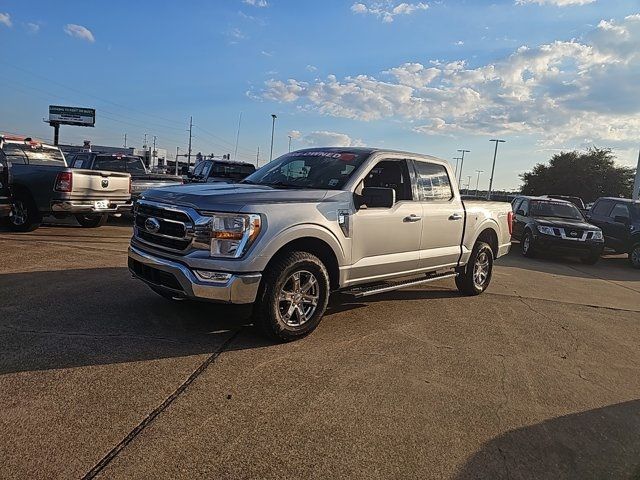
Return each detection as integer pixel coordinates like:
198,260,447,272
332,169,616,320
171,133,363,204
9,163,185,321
630,244,640,269
75,214,108,228
456,241,494,296
521,230,536,258
253,251,330,342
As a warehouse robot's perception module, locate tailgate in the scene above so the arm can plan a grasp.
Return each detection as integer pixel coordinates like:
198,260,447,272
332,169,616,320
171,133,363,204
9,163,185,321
71,169,130,198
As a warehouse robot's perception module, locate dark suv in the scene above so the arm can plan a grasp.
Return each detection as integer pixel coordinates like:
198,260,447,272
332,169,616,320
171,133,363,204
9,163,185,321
586,197,640,268
0,154,11,219
511,196,604,264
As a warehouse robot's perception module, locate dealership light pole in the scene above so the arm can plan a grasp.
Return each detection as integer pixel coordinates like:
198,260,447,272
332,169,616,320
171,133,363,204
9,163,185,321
488,139,506,200
465,175,472,193
175,146,180,175
269,114,277,162
475,170,484,197
453,156,462,178
457,149,470,185
288,135,292,153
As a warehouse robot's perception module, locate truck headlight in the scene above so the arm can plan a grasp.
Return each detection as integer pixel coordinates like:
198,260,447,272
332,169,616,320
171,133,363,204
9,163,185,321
205,213,261,258
537,225,555,236
591,230,603,240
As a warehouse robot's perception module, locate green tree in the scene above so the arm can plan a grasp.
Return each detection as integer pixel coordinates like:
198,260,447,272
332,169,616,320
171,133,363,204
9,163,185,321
520,148,635,202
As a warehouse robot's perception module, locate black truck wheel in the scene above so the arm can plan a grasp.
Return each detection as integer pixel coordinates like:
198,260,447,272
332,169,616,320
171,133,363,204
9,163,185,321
9,192,41,232
630,243,640,269
521,230,536,258
253,251,330,342
75,214,108,228
456,241,494,296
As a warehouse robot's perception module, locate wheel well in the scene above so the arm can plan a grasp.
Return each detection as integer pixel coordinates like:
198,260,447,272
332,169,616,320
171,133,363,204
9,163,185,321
266,237,340,290
477,228,499,258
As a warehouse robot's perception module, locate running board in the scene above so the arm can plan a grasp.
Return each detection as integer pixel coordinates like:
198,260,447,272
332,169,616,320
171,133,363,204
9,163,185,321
344,272,458,299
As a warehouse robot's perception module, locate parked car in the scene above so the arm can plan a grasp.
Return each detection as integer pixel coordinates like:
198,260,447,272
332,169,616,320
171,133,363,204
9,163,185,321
0,136,132,231
186,159,256,184
66,152,183,202
0,155,11,219
511,196,604,264
128,147,513,341
586,197,640,268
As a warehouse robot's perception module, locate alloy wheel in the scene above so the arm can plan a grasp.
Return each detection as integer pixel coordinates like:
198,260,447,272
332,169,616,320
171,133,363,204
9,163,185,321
473,251,490,289
11,200,27,226
632,246,640,267
278,270,319,327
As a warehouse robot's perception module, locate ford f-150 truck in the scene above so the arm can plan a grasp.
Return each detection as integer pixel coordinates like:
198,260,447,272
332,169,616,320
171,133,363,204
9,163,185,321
128,148,512,341
1,136,132,231
66,152,183,202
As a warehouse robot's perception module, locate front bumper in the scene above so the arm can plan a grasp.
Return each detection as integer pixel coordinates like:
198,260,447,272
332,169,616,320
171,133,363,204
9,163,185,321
51,199,133,214
535,234,604,255
127,245,261,304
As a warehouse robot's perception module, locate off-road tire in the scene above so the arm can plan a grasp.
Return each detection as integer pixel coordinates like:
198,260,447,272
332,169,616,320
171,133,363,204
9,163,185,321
521,230,536,258
253,251,330,342
9,192,41,232
75,214,108,228
629,243,640,269
455,241,494,296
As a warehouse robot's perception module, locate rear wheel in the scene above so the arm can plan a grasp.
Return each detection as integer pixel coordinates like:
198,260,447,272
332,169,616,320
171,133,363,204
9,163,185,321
253,251,330,342
630,244,640,269
9,192,41,232
456,241,494,296
521,230,536,258
75,214,108,228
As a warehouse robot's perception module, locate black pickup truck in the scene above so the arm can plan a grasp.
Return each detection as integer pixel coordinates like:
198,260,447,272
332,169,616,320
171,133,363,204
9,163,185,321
0,156,11,220
586,197,640,268
66,152,183,201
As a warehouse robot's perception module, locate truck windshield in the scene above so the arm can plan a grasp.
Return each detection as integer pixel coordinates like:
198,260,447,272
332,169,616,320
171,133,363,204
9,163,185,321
2,143,67,166
530,201,584,220
242,150,368,190
94,156,147,174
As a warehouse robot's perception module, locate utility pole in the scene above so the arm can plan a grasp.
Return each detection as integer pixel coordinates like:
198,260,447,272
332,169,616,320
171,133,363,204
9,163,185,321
256,146,260,168
152,135,157,169
288,135,292,153
475,170,484,197
123,133,127,148
187,116,193,169
488,139,506,200
234,112,243,161
457,149,470,185
143,133,148,167
175,146,180,176
453,157,462,178
466,175,472,192
269,114,277,162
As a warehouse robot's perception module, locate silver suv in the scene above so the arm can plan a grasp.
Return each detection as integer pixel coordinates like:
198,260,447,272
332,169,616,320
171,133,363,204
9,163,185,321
128,148,512,341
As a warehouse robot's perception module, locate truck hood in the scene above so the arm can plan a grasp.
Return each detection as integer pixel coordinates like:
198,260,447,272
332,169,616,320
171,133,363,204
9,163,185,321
141,183,331,212
534,216,599,230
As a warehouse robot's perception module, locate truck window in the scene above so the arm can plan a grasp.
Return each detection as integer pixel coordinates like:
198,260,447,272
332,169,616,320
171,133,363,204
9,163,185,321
610,203,630,220
363,160,413,201
201,161,213,178
414,161,453,201
591,199,614,216
94,155,146,173
193,162,206,176
520,199,530,216
1,143,66,166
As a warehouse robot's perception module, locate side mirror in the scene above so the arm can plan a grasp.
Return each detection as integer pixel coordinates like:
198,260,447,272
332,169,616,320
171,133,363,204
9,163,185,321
614,215,630,225
516,209,525,216
358,187,395,208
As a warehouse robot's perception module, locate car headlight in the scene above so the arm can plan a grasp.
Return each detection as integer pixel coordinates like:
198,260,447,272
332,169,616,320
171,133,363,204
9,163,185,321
204,213,261,258
591,230,603,240
537,225,555,236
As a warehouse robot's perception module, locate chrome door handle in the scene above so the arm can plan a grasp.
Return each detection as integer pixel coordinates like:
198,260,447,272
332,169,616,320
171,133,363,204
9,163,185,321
449,213,463,221
404,214,422,222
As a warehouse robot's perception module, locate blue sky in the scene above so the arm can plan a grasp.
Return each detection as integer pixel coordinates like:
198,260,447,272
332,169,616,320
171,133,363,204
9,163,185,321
1,0,638,190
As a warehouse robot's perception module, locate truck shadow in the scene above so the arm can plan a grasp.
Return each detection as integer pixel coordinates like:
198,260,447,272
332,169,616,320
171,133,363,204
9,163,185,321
0,267,272,375
454,399,640,480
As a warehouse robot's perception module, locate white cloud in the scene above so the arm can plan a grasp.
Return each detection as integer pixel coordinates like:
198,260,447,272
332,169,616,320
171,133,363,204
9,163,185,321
516,0,595,6
301,131,364,147
64,24,94,43
243,0,268,7
258,14,640,150
26,22,40,33
261,50,273,57
306,64,318,72
0,13,12,28
454,40,464,46
288,130,302,140
351,2,428,22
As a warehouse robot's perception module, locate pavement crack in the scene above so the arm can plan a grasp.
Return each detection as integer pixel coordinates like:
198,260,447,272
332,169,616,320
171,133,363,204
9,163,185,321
80,328,243,480
493,353,511,480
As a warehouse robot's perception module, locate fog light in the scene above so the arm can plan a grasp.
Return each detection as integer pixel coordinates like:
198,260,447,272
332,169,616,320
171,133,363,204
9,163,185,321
195,270,232,283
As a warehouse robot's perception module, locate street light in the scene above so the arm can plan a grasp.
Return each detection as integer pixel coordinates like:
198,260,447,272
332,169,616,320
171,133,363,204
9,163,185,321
452,157,462,178
465,175,472,192
488,139,506,200
457,149,470,185
269,114,277,162
475,170,484,197
288,135,292,153
175,146,180,176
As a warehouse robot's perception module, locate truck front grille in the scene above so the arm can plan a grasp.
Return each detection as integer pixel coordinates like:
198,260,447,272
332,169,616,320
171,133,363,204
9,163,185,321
134,200,198,254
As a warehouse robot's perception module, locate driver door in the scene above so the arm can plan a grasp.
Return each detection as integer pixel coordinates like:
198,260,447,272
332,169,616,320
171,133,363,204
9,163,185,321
349,159,422,284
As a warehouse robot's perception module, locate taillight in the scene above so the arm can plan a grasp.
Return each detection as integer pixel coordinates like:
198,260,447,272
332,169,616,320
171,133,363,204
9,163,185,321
508,211,514,236
54,171,73,192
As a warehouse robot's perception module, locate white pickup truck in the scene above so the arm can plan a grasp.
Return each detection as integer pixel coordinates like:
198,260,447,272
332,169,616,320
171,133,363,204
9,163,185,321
128,148,513,341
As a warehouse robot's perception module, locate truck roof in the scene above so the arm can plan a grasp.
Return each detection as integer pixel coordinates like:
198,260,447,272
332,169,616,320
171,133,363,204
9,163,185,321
597,197,640,204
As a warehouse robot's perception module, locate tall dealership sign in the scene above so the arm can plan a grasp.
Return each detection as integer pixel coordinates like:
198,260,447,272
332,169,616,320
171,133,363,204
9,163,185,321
47,105,95,145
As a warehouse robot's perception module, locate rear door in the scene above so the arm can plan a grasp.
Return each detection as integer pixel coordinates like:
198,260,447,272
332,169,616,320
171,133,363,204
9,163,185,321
413,159,464,270
607,203,632,251
588,199,616,246
349,158,422,282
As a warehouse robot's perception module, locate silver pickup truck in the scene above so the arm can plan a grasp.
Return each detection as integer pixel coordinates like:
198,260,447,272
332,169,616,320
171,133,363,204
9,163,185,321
1,137,132,231
128,148,512,341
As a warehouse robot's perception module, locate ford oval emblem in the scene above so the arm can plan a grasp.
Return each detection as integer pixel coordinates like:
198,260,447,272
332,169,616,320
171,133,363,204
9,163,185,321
144,217,161,233
101,178,109,188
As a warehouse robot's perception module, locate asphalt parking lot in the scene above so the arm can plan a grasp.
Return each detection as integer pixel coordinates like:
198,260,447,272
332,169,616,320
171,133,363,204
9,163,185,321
1,219,639,480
